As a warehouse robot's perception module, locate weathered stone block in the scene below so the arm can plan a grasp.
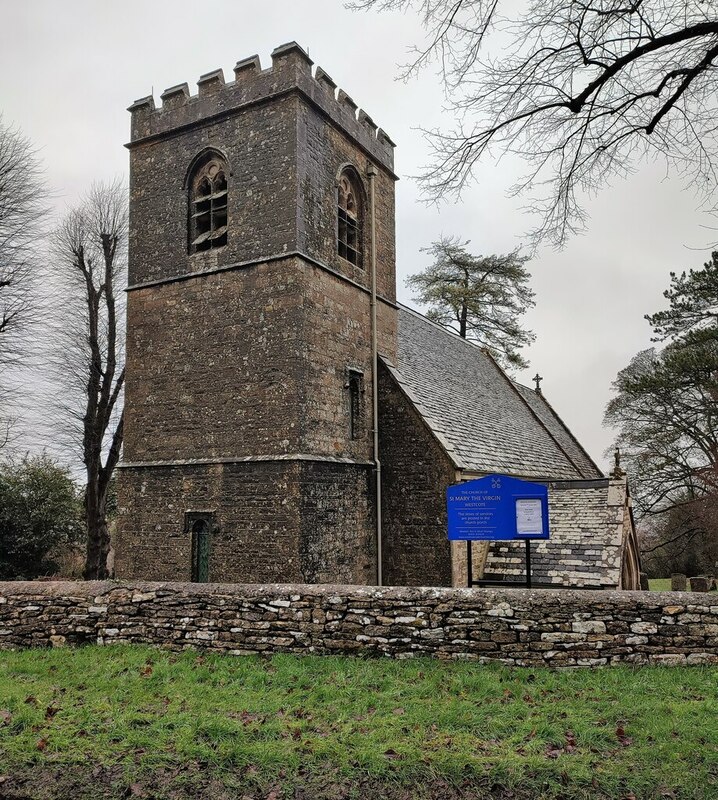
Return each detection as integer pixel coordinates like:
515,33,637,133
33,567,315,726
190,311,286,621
540,632,584,643
572,620,606,634
490,631,517,644
671,574,688,591
630,622,657,635
690,576,712,593
651,654,687,665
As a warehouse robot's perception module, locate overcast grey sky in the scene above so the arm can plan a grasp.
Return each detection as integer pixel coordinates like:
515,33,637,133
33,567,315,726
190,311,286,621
1,0,712,471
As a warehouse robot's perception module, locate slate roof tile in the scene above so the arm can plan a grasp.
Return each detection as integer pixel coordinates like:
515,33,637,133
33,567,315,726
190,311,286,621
390,305,589,480
513,383,602,479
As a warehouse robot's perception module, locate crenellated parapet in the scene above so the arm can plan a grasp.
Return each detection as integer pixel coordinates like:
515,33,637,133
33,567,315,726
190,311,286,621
127,41,395,171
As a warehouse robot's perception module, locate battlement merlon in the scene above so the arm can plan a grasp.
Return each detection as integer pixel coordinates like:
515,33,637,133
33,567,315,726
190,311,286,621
126,42,395,174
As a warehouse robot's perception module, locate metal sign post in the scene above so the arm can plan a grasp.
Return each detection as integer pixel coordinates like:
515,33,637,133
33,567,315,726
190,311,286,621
464,538,534,588
525,539,531,589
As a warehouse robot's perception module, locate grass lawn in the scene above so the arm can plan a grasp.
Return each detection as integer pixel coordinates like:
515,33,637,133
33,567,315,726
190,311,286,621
648,578,673,592
648,578,717,592
0,646,717,799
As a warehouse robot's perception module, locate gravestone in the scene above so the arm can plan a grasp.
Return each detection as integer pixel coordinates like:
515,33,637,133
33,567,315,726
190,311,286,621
639,572,649,591
671,573,687,591
690,576,712,593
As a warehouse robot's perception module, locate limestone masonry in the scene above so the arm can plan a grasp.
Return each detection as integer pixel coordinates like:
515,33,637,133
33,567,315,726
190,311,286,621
116,41,640,589
117,42,396,585
1,581,716,667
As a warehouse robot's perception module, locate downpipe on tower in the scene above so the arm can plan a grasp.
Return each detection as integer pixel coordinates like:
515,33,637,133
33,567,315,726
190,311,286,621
367,164,382,586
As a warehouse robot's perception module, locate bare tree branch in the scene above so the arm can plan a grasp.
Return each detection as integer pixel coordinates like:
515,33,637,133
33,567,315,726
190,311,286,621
351,0,718,246
0,117,47,452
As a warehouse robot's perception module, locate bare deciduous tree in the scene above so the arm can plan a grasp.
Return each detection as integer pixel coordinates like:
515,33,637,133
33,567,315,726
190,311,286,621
0,118,46,450
0,118,44,358
638,497,718,577
352,0,718,246
50,180,126,579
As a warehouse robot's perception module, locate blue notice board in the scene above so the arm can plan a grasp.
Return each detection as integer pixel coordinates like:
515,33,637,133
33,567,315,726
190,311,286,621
447,474,550,541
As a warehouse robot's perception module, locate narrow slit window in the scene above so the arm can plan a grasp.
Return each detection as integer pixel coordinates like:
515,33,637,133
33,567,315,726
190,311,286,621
337,171,362,267
189,156,228,253
347,369,364,440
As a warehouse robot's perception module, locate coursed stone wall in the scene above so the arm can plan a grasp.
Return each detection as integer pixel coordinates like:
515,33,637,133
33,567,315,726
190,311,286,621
378,361,456,588
1,582,717,667
119,43,399,587
484,480,628,589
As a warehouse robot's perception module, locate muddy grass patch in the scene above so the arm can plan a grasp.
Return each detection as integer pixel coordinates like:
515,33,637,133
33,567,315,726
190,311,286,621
1,646,716,799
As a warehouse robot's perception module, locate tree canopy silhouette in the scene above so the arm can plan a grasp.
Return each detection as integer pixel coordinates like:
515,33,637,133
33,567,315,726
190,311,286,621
407,236,535,370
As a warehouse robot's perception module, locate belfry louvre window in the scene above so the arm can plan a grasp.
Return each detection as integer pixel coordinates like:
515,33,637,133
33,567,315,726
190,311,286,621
189,156,228,253
337,171,362,267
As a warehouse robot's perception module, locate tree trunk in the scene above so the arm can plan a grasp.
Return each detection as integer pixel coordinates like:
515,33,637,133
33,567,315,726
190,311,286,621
459,269,468,338
83,485,110,579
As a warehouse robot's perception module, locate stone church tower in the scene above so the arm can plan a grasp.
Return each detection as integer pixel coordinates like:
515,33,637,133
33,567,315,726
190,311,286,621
115,43,398,584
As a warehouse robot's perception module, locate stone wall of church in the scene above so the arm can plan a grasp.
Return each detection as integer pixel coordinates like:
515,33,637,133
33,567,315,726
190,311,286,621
122,256,396,466
296,96,397,308
116,459,376,586
123,260,307,464
118,44,400,586
378,363,455,587
2,581,717,668
128,91,300,288
115,462,304,583
298,462,375,585
127,44,396,291
483,480,627,589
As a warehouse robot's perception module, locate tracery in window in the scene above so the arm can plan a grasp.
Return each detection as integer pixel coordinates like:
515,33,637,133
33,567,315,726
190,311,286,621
337,170,362,267
189,155,228,253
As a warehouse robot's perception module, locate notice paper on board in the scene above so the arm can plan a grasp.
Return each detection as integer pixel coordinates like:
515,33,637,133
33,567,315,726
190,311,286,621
515,498,544,536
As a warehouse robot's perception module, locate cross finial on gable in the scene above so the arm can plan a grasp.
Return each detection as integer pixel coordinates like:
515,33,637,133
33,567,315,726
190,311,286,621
610,447,626,479
533,373,543,393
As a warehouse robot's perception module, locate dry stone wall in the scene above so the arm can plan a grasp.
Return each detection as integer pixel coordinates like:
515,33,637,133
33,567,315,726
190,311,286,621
1,581,717,667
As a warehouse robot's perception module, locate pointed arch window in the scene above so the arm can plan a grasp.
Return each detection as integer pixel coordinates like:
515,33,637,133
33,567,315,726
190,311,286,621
189,154,228,253
185,512,214,582
337,170,363,267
